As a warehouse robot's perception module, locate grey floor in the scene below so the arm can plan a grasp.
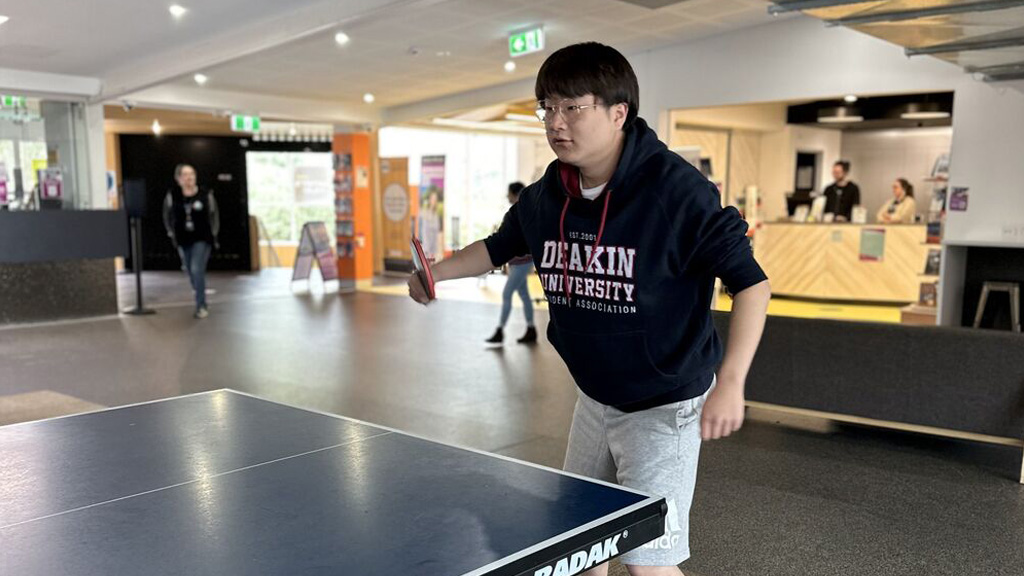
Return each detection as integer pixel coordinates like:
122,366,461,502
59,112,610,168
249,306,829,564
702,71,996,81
2,270,1023,575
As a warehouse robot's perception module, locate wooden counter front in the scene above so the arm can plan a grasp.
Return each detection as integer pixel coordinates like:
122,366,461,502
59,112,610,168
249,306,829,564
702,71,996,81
754,223,930,303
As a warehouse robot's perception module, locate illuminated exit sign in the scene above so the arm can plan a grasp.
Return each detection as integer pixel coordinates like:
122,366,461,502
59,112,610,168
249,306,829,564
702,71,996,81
0,95,26,108
230,115,261,132
509,27,544,58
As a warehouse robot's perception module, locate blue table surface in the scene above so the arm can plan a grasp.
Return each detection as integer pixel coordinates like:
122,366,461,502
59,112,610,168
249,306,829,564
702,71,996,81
0,390,659,575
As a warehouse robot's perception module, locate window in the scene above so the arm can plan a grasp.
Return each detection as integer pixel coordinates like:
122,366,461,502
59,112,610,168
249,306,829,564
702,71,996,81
246,152,334,243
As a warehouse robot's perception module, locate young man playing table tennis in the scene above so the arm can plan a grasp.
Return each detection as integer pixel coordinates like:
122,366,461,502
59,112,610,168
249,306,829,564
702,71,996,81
408,42,770,576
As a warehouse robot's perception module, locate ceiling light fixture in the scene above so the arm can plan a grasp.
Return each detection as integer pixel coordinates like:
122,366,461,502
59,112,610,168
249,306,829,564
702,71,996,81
334,32,350,46
151,120,163,135
0,15,10,26
504,60,517,73
505,113,538,123
193,73,208,86
363,93,375,104
844,94,858,103
817,106,864,124
901,102,950,120
169,5,187,19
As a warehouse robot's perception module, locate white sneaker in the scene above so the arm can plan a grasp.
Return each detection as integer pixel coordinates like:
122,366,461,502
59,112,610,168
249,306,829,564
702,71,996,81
194,308,209,319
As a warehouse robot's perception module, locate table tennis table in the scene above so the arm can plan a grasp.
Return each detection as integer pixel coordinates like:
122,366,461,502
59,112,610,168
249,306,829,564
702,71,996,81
1,390,666,575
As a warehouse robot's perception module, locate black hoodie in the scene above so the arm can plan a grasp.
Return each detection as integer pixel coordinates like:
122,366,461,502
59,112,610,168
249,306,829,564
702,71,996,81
484,117,767,411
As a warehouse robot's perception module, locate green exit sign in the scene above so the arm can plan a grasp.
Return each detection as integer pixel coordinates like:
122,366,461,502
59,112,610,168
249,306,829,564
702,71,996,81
509,27,544,58
0,95,26,108
230,115,261,132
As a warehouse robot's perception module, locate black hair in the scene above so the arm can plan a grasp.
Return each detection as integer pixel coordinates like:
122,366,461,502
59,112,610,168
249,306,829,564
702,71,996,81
508,182,525,196
897,178,914,198
535,42,639,129
834,160,851,174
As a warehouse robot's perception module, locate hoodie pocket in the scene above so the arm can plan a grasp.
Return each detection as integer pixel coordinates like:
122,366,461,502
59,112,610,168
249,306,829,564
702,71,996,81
548,325,677,397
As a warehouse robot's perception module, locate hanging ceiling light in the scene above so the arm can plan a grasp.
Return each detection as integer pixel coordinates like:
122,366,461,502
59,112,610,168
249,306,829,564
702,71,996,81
901,102,950,120
151,120,163,135
818,106,864,124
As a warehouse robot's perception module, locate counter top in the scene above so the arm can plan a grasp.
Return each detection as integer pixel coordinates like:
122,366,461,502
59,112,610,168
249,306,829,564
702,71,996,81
0,210,129,264
754,223,929,303
942,239,1024,249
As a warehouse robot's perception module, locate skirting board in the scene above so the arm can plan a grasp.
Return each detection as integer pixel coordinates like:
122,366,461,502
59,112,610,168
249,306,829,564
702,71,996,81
745,401,1024,484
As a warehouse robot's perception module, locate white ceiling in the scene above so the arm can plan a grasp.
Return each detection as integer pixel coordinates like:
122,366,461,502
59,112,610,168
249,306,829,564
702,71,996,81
0,0,778,119
0,0,330,76
157,0,775,108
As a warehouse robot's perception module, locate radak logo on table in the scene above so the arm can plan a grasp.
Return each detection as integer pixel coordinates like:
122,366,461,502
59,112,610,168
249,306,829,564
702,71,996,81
533,531,625,576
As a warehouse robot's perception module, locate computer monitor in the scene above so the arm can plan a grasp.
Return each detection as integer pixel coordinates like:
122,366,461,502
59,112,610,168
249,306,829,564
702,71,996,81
786,192,813,216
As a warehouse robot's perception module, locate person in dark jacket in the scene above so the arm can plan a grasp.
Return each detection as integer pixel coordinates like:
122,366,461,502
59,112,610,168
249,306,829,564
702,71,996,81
408,43,770,574
162,164,219,319
485,181,537,345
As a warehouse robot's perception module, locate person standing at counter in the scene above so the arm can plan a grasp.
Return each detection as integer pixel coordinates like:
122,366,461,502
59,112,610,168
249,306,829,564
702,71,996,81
876,178,917,224
823,160,860,222
162,164,220,319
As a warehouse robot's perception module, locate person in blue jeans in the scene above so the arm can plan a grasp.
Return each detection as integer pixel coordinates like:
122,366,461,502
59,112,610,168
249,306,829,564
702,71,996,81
486,182,537,345
162,164,220,319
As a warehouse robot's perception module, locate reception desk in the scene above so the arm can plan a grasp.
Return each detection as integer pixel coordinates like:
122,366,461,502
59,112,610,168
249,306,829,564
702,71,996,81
754,222,930,303
0,210,129,324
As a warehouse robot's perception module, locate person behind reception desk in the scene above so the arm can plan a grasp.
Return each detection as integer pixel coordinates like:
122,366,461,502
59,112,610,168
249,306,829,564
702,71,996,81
822,160,860,222
876,178,917,224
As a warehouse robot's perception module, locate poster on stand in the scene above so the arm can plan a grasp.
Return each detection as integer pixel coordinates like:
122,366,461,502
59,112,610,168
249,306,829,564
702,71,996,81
292,221,338,282
418,155,445,260
0,162,9,205
381,158,412,273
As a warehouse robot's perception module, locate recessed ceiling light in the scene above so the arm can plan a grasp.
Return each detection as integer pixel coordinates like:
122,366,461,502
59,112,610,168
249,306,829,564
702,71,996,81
334,32,350,46
504,60,516,73
151,120,163,135
169,5,187,18
0,15,10,26
436,51,452,57
193,73,208,86
844,94,858,103
363,93,375,104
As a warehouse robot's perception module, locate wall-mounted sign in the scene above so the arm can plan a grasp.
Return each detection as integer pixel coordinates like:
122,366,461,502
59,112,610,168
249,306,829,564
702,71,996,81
230,115,261,132
0,95,27,108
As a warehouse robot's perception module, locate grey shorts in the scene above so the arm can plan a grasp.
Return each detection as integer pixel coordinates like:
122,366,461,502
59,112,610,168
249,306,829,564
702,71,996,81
563,380,714,567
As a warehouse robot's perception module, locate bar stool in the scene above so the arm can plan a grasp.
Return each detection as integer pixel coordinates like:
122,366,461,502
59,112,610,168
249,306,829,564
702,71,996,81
972,281,1022,332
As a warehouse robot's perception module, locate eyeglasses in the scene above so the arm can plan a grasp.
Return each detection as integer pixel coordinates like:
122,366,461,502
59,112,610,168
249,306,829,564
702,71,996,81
535,99,603,123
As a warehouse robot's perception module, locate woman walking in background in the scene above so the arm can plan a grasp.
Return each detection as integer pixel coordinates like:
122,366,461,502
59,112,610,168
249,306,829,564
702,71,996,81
163,164,220,319
486,182,537,345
